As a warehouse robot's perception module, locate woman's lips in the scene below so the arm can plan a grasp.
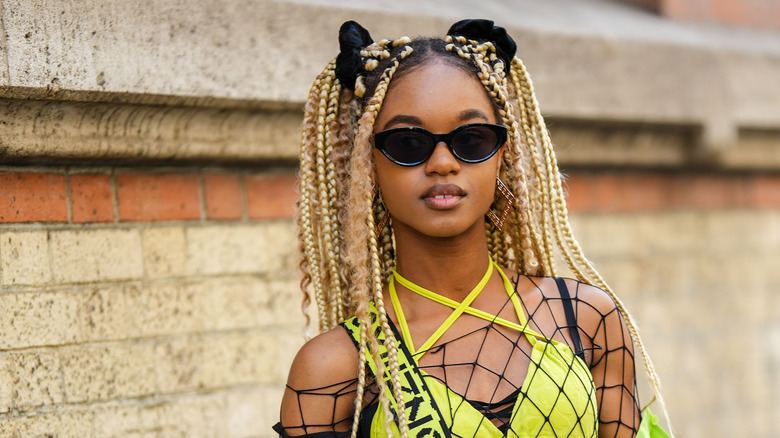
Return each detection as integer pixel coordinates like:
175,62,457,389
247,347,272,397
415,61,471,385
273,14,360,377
421,184,466,209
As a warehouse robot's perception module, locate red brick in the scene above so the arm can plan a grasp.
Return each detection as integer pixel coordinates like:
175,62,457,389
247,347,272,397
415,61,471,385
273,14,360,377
203,174,243,220
557,172,779,213
664,176,690,210
616,174,667,212
562,174,592,213
0,172,67,223
659,0,780,30
70,174,115,223
246,174,297,220
590,175,623,212
747,175,780,209
686,175,745,210
116,173,201,221
713,0,747,26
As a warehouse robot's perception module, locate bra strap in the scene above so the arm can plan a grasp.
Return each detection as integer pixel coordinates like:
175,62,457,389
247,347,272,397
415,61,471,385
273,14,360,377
554,278,586,362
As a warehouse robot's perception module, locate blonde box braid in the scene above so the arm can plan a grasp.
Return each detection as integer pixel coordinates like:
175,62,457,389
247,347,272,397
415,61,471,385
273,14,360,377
295,21,671,437
510,58,673,432
299,33,418,437
349,40,415,438
451,34,672,433
445,36,545,278
297,61,331,334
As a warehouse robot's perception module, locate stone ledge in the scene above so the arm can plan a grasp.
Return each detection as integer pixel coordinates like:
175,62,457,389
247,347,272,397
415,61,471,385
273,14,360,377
0,99,301,163
2,98,779,170
549,118,780,170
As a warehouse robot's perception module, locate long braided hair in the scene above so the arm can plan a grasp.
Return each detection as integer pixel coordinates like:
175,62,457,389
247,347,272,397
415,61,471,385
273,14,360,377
296,19,669,437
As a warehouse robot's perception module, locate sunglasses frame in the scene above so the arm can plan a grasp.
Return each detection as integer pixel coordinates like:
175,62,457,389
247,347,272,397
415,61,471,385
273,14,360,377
373,123,507,167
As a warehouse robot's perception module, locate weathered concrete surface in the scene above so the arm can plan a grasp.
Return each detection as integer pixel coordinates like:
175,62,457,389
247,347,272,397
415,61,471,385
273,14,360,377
0,0,778,165
1,1,779,126
0,0,442,105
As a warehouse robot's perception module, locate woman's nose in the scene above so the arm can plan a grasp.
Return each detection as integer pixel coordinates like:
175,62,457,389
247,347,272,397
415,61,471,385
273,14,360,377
424,142,461,175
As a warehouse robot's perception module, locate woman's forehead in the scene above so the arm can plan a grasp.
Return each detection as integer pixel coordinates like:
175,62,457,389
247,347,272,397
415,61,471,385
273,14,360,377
375,61,496,129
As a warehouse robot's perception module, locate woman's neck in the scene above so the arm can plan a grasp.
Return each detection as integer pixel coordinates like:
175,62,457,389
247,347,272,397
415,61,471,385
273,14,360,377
392,222,491,300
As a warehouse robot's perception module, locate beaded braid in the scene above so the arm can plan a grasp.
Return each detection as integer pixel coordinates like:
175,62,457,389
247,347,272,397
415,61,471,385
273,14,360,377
295,27,670,437
452,35,671,430
445,36,544,277
298,62,333,333
298,37,418,437
349,40,415,438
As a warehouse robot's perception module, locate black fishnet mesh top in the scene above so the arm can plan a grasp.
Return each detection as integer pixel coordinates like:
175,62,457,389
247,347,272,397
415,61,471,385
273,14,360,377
276,275,641,437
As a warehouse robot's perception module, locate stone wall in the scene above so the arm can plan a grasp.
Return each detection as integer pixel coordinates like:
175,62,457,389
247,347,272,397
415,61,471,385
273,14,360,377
0,165,303,436
565,172,780,437
1,0,779,437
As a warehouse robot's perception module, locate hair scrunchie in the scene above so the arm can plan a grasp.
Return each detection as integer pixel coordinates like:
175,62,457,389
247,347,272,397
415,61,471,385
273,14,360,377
447,19,517,72
335,20,374,91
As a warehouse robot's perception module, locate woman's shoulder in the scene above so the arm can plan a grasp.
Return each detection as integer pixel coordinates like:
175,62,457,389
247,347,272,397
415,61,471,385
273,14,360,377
511,269,620,313
280,324,362,435
286,324,359,389
554,277,618,310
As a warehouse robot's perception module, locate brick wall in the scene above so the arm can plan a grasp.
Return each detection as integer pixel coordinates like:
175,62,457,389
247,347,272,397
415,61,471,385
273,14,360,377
560,170,780,437
0,166,305,436
1,165,778,436
0,170,296,224
569,206,780,438
618,0,780,30
567,170,780,437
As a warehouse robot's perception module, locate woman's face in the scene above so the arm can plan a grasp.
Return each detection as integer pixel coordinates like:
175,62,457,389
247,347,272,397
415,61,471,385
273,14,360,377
373,60,503,240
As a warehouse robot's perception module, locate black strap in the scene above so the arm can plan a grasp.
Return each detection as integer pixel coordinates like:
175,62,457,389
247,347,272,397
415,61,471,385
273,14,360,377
554,278,586,362
339,309,452,438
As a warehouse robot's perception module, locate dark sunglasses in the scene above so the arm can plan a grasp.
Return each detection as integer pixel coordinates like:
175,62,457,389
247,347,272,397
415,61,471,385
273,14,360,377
373,123,507,166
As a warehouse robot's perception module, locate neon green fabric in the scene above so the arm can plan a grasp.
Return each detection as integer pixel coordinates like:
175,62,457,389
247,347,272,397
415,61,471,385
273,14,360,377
636,409,671,438
344,259,599,437
344,302,451,437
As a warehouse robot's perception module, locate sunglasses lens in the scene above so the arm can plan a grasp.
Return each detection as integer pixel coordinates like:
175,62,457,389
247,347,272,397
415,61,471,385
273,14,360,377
375,124,505,166
381,131,433,165
451,126,501,162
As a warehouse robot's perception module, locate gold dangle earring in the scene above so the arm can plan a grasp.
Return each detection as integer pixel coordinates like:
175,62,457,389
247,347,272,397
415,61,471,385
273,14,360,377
486,177,515,232
374,191,390,235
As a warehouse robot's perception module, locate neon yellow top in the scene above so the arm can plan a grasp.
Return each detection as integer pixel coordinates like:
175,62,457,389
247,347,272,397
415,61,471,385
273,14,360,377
364,259,599,437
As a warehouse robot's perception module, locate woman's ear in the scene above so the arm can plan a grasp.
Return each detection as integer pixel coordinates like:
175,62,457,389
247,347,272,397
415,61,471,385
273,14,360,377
495,144,506,174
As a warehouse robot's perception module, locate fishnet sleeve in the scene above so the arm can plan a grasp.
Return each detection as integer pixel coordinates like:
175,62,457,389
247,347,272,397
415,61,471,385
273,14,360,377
276,327,377,437
570,280,641,438
276,379,357,437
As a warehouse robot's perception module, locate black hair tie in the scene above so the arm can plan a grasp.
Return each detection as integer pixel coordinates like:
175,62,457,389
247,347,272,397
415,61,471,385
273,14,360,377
447,19,517,72
335,21,374,91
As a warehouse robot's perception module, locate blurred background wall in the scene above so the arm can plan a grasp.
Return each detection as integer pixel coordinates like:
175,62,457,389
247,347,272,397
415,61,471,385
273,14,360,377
0,0,778,436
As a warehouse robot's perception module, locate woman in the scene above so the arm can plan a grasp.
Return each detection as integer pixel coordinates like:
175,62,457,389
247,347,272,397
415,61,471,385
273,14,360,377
275,19,669,438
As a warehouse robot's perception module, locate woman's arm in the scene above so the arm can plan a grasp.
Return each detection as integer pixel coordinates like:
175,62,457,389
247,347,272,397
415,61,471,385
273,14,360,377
575,283,641,438
278,327,360,437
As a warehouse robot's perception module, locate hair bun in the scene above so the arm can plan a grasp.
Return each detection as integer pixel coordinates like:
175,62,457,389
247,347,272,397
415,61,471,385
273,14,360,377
335,21,374,91
447,19,517,71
